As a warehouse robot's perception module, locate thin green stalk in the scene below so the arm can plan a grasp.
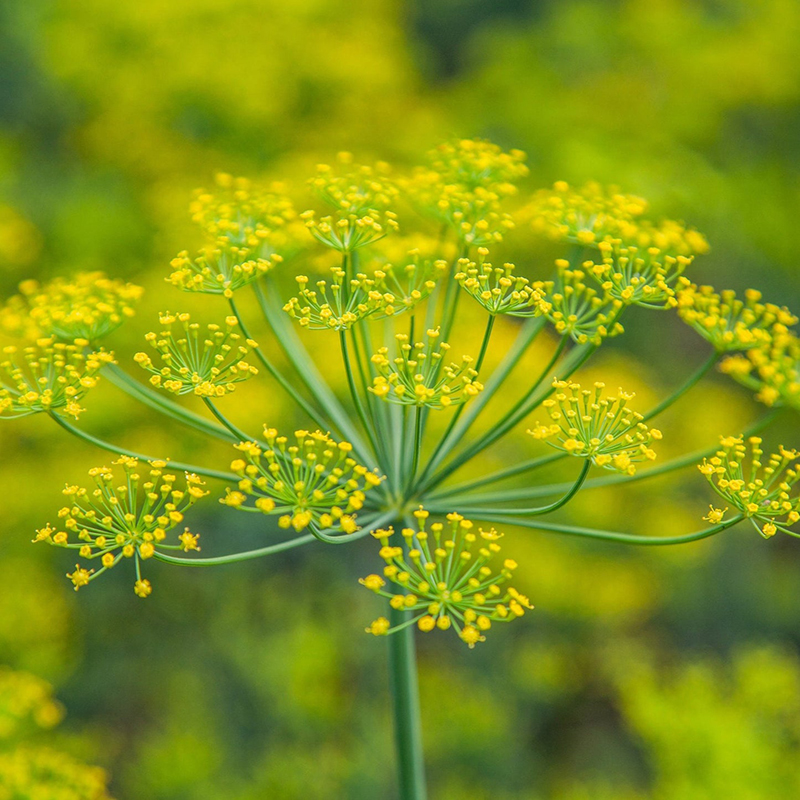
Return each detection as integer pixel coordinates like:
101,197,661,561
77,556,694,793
202,398,257,444
104,364,236,443
339,330,380,463
475,314,495,373
228,296,331,431
387,604,427,800
471,514,744,546
405,407,423,496
49,412,238,483
642,350,719,422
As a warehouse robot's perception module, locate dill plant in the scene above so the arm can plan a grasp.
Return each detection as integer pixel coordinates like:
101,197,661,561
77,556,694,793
3,140,799,798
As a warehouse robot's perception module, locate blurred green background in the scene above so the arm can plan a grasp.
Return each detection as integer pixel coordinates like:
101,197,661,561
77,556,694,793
2,0,800,797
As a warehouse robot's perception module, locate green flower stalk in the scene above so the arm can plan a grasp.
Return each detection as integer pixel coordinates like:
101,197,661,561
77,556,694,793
5,138,800,800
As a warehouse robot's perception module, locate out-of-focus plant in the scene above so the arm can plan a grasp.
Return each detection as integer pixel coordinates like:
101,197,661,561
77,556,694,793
3,139,799,799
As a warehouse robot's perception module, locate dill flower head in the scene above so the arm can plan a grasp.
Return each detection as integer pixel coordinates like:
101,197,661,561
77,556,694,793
33,457,208,596
529,379,662,474
283,255,446,331
699,436,800,538
720,330,800,409
134,312,257,397
533,262,624,345
221,427,383,533
190,173,298,253
586,240,693,309
455,247,539,317
369,329,483,409
0,272,143,342
302,153,399,253
168,238,282,298
427,138,529,192
0,667,64,735
361,509,533,648
0,339,114,419
677,281,797,352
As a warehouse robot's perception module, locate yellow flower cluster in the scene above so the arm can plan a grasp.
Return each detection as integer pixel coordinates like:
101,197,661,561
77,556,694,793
699,436,800,539
0,667,63,737
369,329,483,409
0,271,143,342
720,329,800,410
587,240,693,308
283,257,445,331
0,339,114,419
529,379,661,474
361,509,533,648
190,172,300,257
0,747,111,800
529,180,708,256
405,139,527,246
33,456,208,596
134,312,258,397
302,153,399,252
168,239,282,298
221,427,383,533
534,263,624,345
677,281,797,352
455,247,540,317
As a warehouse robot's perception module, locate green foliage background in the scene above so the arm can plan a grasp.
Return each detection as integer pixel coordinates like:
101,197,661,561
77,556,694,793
1,0,800,797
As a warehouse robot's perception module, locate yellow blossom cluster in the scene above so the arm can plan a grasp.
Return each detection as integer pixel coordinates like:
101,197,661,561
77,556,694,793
534,263,624,345
167,239,283,298
455,247,540,317
529,379,661,474
369,329,483,409
0,747,111,799
134,312,258,397
0,667,64,738
221,427,383,533
283,256,445,331
529,180,708,256
404,139,527,246
361,509,532,648
190,172,300,257
699,436,800,539
0,271,143,342
0,339,114,419
33,457,208,596
677,281,797,352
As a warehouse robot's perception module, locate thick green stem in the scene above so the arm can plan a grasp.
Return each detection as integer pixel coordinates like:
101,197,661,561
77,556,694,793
388,604,427,800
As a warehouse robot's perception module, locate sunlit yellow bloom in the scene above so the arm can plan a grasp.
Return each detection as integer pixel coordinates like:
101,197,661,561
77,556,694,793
35,457,208,595
529,379,661,475
455,248,540,317
0,271,142,342
0,339,114,419
221,427,383,534
135,312,257,397
369,328,483,409
361,510,532,648
699,435,800,538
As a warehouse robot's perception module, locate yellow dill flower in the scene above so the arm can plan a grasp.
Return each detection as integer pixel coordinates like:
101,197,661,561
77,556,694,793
698,436,800,539
134,312,257,397
0,667,64,735
428,139,528,190
0,747,111,798
677,281,797,352
190,173,299,257
0,271,143,342
369,329,483,409
34,457,208,595
221,427,383,533
168,238,282,298
0,339,114,419
529,379,661,475
533,263,624,345
455,248,540,317
361,509,532,648
720,329,800,410
587,240,693,308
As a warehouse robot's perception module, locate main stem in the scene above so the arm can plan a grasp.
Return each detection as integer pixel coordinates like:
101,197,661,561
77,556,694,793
387,604,427,800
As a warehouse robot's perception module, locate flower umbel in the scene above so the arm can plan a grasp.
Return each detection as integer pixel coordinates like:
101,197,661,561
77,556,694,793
369,329,483,408
221,427,383,534
529,379,661,474
698,436,800,538
135,312,257,397
361,509,533,648
455,248,540,317
0,339,114,419
33,457,208,595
